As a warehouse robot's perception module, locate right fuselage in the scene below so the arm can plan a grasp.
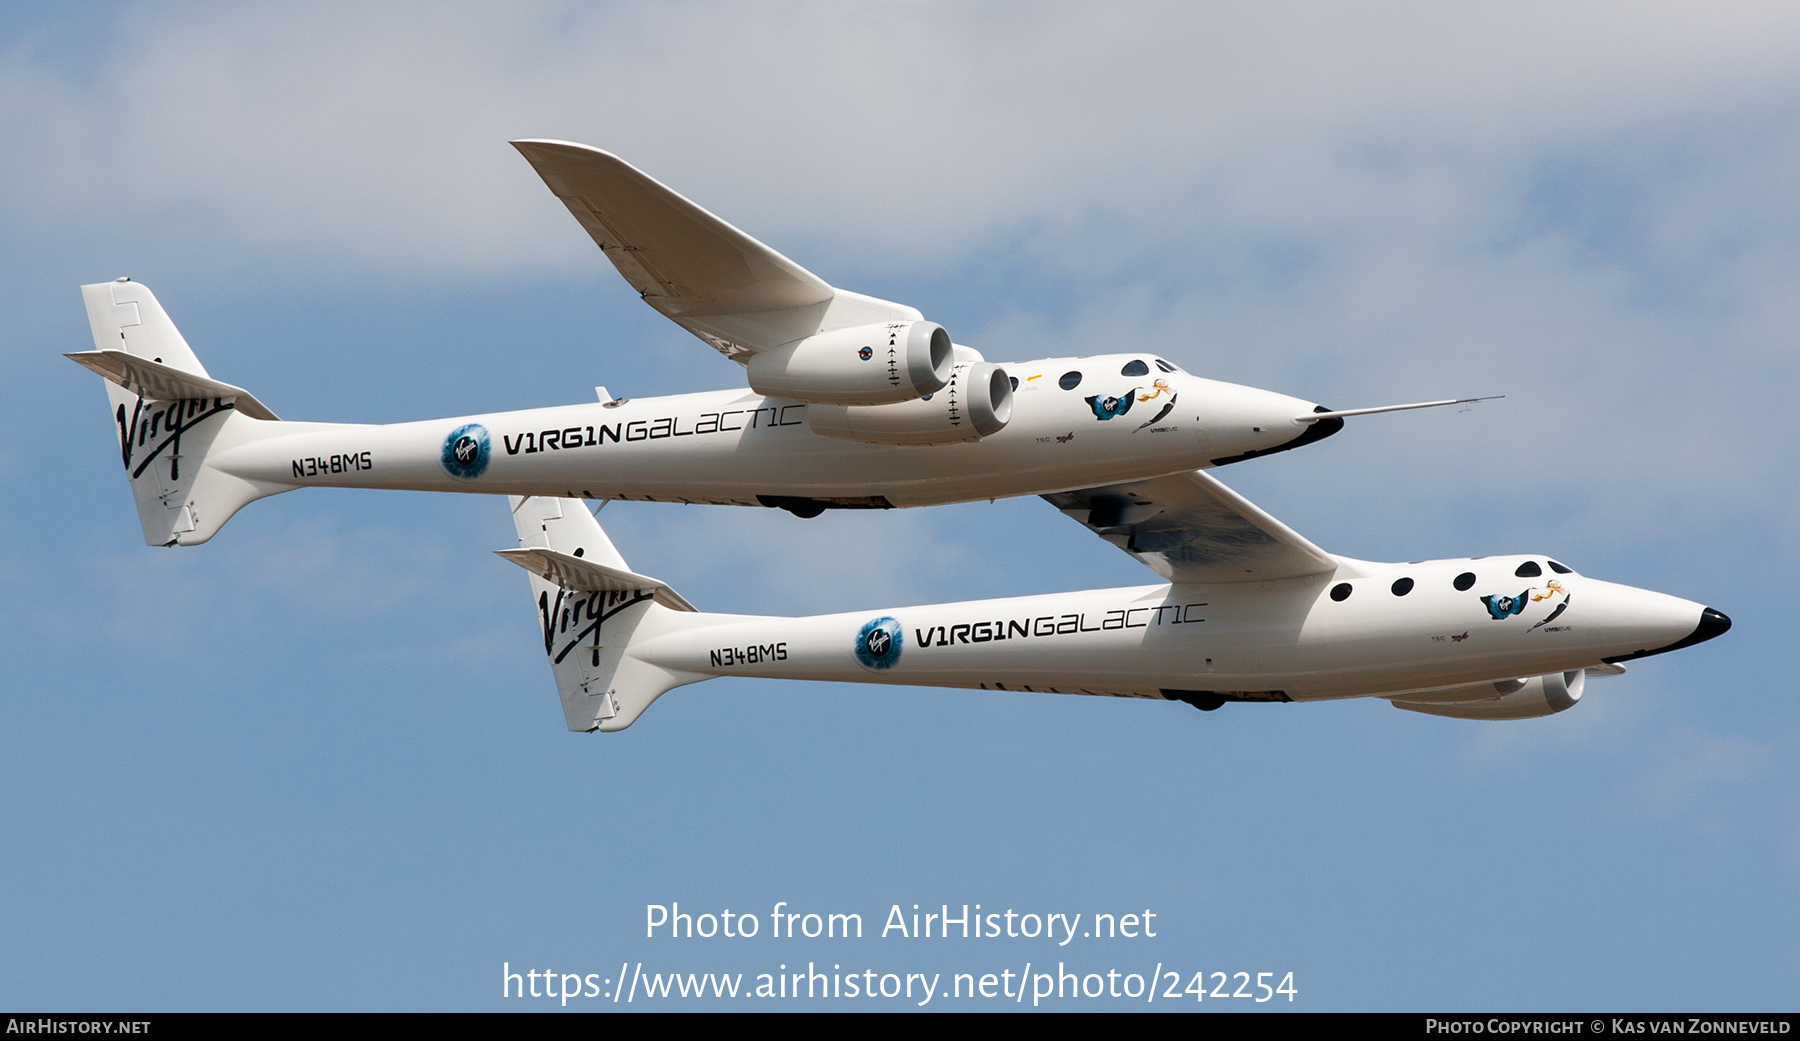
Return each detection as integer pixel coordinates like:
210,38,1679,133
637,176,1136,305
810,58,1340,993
625,553,1719,703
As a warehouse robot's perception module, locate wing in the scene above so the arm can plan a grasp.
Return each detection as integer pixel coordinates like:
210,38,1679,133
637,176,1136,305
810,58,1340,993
512,140,919,359
1043,470,1337,584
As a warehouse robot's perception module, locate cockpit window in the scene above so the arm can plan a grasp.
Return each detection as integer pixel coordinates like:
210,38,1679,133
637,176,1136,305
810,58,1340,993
1154,359,1180,373
1120,359,1150,377
1059,371,1082,390
1515,561,1542,578
1547,560,1573,574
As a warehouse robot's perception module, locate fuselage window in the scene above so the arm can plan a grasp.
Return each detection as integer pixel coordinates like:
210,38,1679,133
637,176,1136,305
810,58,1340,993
1547,560,1573,574
1155,359,1179,373
1009,376,1019,391
1330,583,1353,602
1120,359,1150,377
1515,560,1542,578
1453,572,1476,591
1391,577,1414,596
1059,371,1083,390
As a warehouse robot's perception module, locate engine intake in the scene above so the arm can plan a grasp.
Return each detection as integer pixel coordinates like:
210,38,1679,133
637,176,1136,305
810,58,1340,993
807,362,1013,446
747,321,954,405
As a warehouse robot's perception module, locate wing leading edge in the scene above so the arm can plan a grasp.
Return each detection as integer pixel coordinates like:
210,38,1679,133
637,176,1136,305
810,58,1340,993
1043,470,1337,584
512,140,920,359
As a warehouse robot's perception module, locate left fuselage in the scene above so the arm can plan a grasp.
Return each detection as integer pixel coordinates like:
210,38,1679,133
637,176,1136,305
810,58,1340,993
625,554,1717,703
206,355,1330,508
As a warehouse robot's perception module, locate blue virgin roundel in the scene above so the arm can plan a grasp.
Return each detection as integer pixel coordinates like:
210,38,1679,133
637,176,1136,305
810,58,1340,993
854,616,903,670
1086,392,1135,420
1480,590,1531,620
441,423,490,480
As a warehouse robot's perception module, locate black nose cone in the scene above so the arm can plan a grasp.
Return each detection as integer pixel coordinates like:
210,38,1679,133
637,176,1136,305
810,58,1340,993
1692,607,1732,645
1209,407,1344,468
1602,606,1732,664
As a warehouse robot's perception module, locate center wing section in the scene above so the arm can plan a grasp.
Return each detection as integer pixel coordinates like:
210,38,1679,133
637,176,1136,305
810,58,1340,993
513,140,920,359
1043,470,1337,583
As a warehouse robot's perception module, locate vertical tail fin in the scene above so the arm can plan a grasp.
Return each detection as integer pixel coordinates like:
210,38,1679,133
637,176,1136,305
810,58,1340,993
70,280,289,545
497,497,709,732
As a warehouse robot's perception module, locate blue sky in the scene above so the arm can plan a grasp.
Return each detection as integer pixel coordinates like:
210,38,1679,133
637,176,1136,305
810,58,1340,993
2,2,1795,1011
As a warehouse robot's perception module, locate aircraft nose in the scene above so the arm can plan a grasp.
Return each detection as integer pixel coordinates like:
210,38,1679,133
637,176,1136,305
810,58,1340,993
1296,405,1346,444
1691,607,1732,645
1601,602,1732,664
1653,606,1731,657
1205,393,1344,467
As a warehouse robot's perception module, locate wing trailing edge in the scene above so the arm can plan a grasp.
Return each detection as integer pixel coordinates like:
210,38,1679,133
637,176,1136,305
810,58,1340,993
1044,470,1338,584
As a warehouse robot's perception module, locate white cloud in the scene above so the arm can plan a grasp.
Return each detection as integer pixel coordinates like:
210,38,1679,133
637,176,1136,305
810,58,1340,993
6,2,1799,270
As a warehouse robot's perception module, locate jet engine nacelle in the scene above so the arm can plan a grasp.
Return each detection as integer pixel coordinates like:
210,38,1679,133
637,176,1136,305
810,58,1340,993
746,321,954,405
1388,669,1586,720
806,362,1014,446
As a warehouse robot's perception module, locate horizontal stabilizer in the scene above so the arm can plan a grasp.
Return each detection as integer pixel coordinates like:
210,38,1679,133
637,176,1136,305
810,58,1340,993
66,349,280,421
494,547,697,613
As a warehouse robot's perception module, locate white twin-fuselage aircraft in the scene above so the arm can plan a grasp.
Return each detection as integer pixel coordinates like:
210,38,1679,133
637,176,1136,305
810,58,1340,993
70,141,1472,546
72,139,1727,730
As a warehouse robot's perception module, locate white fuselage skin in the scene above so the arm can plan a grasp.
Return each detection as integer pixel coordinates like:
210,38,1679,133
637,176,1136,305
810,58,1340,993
205,357,1327,507
621,556,1711,704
